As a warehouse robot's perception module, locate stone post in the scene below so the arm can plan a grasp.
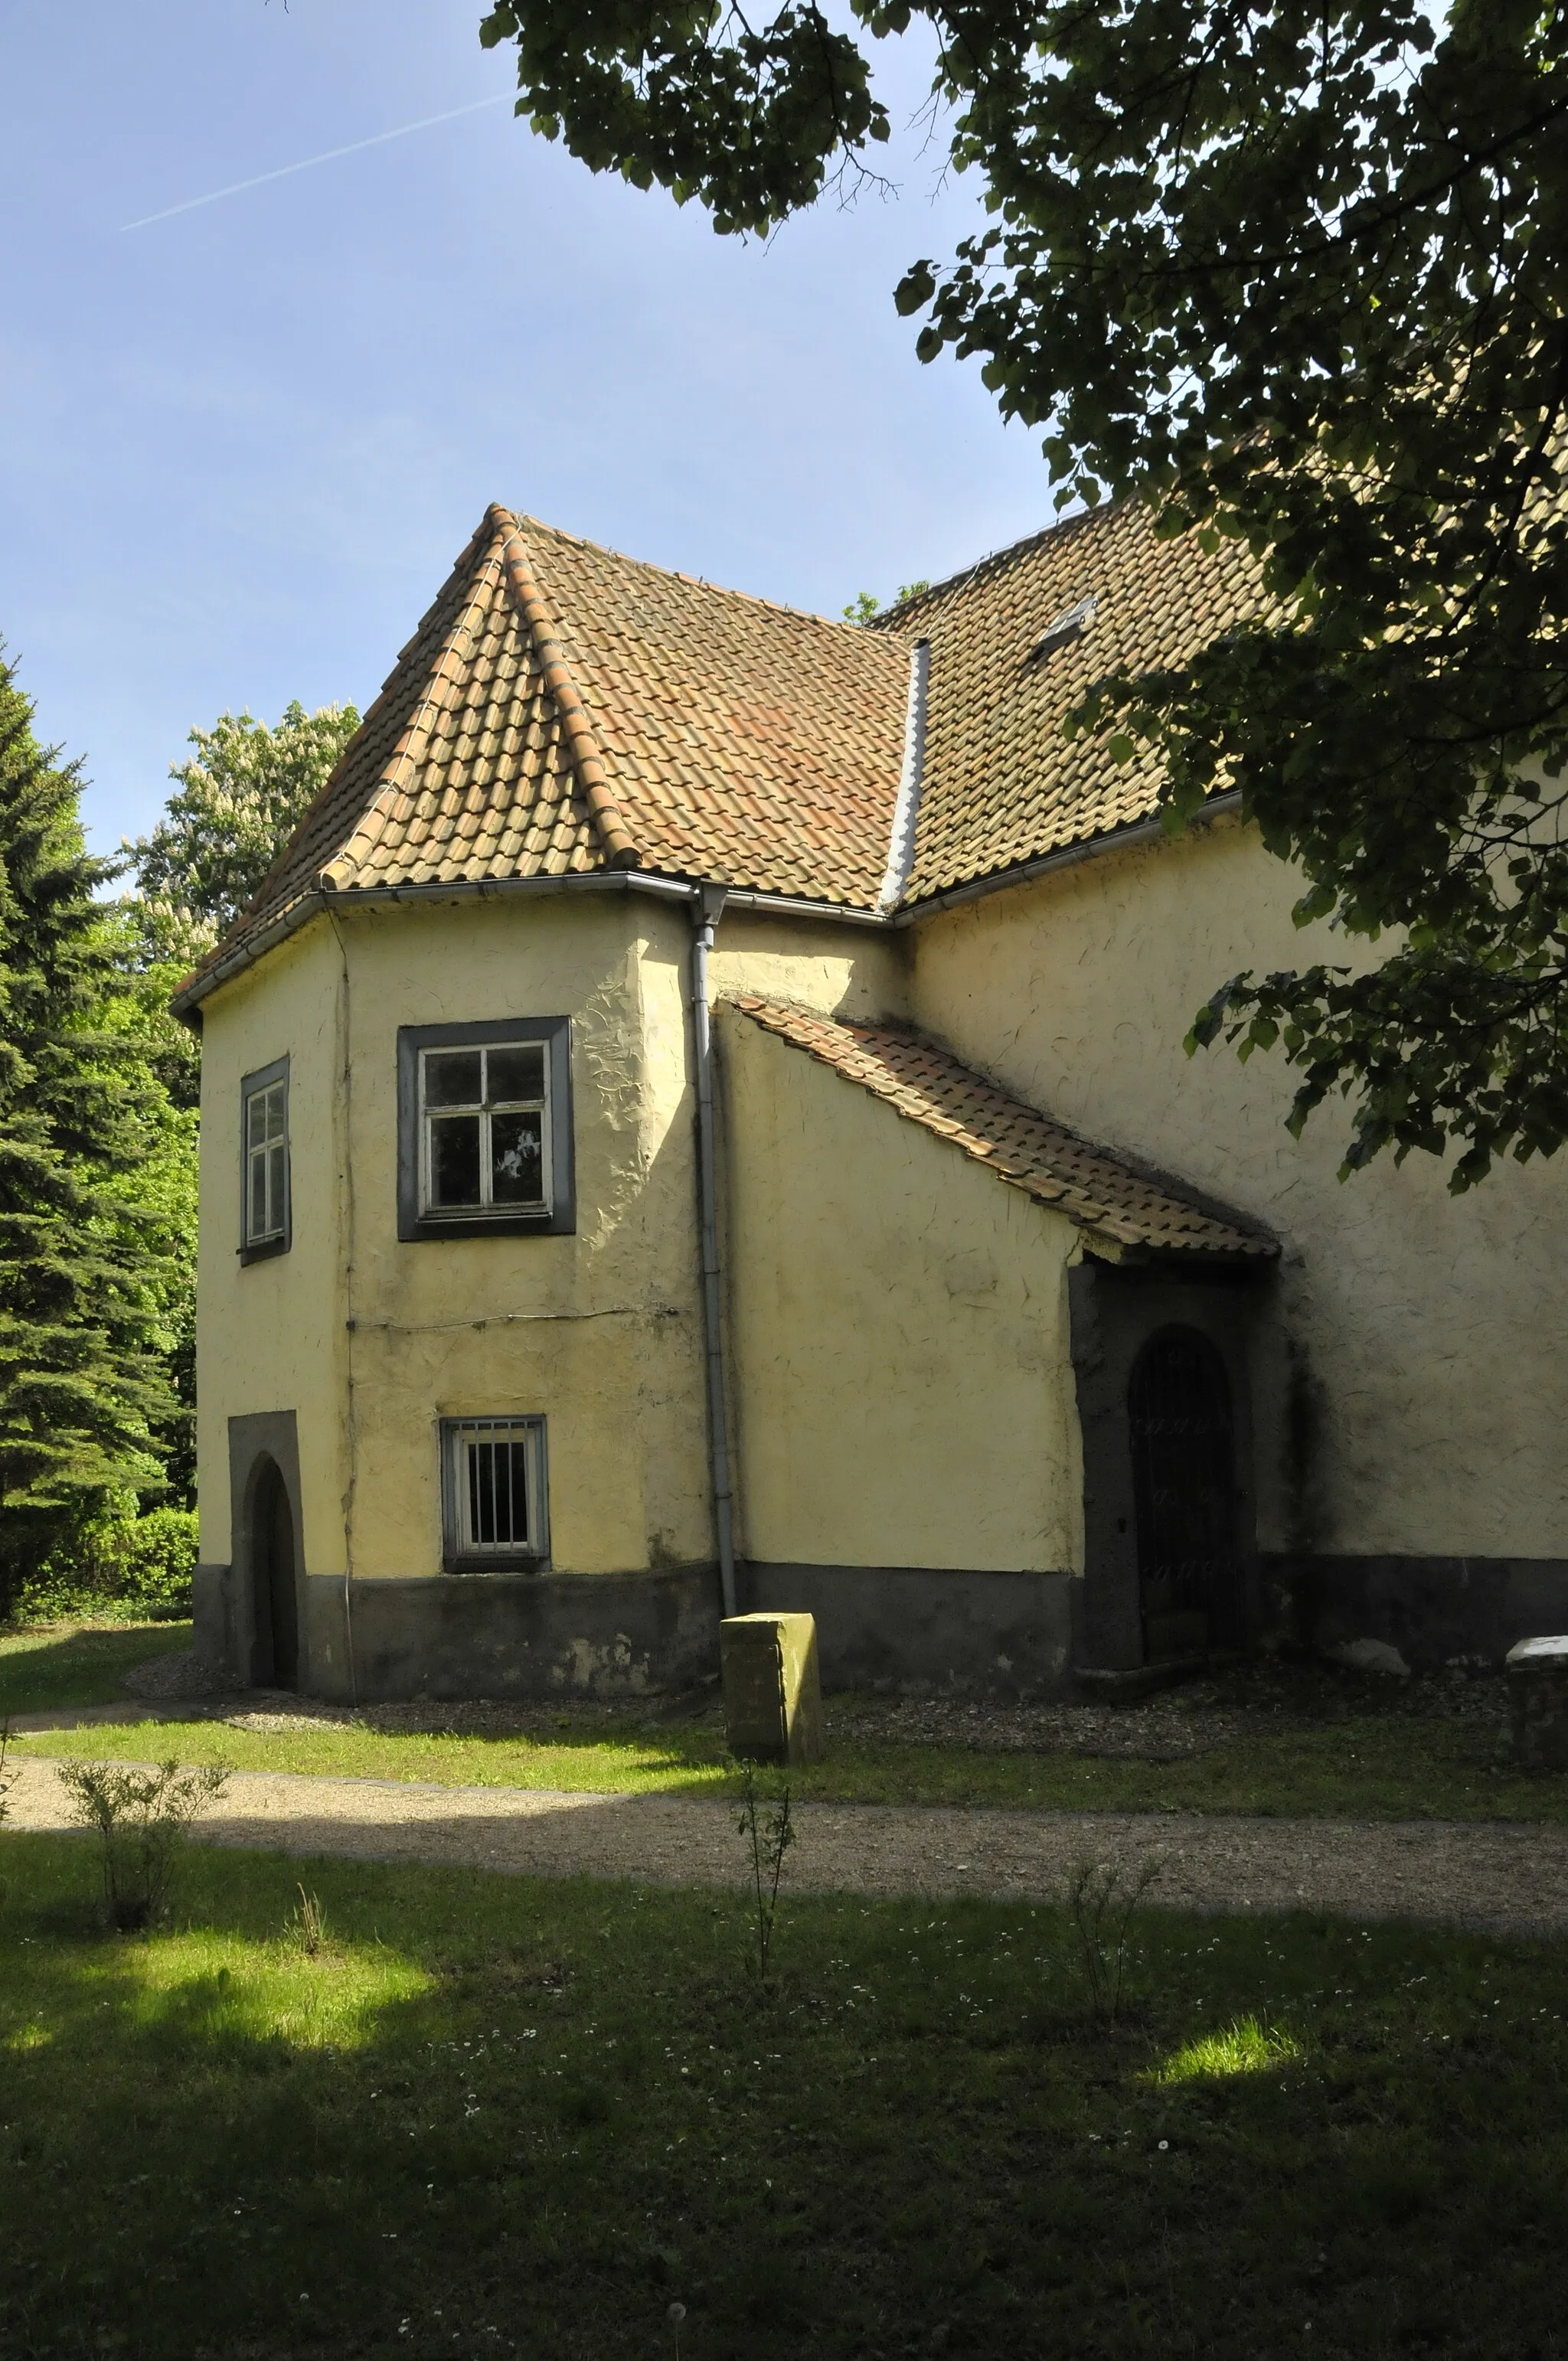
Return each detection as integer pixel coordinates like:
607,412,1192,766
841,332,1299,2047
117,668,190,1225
1505,1635,1568,1769
720,1612,825,1765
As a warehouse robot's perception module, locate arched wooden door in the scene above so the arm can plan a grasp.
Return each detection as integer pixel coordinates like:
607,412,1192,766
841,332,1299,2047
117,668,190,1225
1128,1327,1241,1662
250,1457,299,1690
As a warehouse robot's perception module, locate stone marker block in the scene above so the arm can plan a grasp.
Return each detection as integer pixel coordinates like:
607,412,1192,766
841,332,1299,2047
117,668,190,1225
720,1612,824,1765
1506,1634,1568,1769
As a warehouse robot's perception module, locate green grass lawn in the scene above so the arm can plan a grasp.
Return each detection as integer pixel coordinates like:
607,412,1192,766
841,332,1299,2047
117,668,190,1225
0,1834,1564,2359
0,1618,193,1716
15,1697,1568,1821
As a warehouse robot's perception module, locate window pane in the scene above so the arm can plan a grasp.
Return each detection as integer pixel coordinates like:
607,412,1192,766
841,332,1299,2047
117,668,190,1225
466,1439,528,1546
487,1045,545,1105
249,1151,268,1238
247,1090,270,1150
490,1111,544,1204
429,1113,483,1206
424,1050,482,1109
263,1083,286,1142
268,1142,286,1229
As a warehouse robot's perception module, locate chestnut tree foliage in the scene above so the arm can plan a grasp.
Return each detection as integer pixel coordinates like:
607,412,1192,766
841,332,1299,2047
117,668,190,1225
127,700,360,945
480,0,1568,1185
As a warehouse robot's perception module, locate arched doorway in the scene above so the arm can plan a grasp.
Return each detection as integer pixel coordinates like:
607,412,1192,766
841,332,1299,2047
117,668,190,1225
1128,1327,1241,1662
250,1457,299,1690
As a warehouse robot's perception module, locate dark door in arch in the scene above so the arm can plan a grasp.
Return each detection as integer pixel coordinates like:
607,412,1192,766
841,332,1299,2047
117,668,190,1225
1128,1327,1242,1662
251,1458,299,1690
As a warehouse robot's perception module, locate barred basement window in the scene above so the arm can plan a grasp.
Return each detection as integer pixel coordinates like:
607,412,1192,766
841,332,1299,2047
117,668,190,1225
440,1417,549,1571
240,1055,290,1262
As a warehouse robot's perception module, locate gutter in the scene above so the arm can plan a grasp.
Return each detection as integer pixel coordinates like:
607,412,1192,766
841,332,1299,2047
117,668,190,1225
173,869,893,1024
890,791,1243,925
688,883,738,1621
173,796,1250,1022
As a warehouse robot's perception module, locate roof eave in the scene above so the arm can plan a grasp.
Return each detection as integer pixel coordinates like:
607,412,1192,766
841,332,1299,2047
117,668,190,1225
170,869,893,1020
892,790,1243,926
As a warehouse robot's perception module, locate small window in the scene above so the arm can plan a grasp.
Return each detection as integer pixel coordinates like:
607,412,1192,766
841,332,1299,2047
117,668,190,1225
423,1040,547,1214
440,1416,549,1570
240,1056,290,1262
397,1018,574,1240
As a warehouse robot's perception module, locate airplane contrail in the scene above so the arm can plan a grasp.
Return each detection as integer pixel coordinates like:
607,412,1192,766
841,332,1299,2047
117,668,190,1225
119,93,511,231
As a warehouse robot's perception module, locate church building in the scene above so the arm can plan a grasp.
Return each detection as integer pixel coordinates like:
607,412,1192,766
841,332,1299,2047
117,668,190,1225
178,500,1566,1700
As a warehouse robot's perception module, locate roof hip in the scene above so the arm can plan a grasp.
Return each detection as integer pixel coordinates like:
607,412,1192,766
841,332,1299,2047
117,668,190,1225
490,505,642,870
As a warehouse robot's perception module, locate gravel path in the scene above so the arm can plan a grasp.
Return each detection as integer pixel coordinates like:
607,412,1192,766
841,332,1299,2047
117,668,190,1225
8,1758,1568,1936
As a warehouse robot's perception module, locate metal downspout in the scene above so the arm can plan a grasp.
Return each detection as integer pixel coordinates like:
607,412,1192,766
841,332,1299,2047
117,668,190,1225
690,884,737,1619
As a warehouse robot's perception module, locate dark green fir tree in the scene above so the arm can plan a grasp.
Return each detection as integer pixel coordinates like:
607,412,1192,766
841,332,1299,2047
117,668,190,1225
0,649,178,1612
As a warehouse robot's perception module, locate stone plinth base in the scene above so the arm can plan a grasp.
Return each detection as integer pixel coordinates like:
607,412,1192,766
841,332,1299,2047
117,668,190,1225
1506,1634,1568,1768
721,1612,824,1765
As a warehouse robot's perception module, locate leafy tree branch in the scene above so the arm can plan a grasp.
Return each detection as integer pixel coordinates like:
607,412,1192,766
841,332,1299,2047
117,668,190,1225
481,0,1568,1184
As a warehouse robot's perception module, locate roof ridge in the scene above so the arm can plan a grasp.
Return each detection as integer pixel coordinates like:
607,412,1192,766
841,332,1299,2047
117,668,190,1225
174,513,504,997
513,511,904,639
492,508,639,870
872,500,1119,627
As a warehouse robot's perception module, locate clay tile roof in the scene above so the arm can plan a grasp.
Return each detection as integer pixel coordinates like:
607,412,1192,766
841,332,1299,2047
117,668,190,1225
730,996,1277,1262
884,498,1264,903
180,503,913,1004
178,493,1269,1007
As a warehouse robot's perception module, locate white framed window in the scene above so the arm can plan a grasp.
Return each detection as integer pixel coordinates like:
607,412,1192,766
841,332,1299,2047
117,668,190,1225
440,1416,549,1570
240,1056,290,1262
420,1040,549,1216
397,1017,574,1241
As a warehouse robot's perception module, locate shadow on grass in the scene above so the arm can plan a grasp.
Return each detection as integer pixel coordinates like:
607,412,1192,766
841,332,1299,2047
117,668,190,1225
1,1833,1566,2360
21,1698,1568,1826
0,1620,193,1716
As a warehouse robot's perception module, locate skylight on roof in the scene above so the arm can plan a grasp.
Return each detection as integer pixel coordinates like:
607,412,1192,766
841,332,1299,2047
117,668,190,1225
1029,593,1098,662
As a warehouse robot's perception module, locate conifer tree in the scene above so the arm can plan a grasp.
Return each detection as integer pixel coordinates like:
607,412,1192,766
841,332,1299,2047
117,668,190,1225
0,651,177,1610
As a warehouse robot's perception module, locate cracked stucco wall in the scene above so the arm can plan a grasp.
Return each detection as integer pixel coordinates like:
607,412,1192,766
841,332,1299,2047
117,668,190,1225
195,893,712,1585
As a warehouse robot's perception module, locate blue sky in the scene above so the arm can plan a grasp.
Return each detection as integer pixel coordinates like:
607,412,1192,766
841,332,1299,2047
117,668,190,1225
2,1,1050,858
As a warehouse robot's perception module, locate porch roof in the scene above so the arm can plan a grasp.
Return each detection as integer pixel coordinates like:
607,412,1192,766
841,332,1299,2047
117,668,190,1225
730,996,1278,1264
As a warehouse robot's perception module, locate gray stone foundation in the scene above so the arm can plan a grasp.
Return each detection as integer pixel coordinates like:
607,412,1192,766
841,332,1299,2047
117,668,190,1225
737,1563,1079,1698
194,1557,1082,1701
196,1562,722,1703
1266,1553,1568,1671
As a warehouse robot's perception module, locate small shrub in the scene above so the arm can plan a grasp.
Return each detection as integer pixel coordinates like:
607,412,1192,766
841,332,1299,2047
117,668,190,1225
0,1718,13,1902
736,1760,794,1987
59,1756,228,1930
1063,1850,1165,2026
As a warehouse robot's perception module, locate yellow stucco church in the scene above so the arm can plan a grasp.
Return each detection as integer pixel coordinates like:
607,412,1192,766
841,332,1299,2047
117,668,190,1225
177,500,1567,1701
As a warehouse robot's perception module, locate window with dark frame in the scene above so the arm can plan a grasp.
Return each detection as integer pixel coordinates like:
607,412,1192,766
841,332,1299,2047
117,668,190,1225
240,1057,290,1260
396,1017,574,1241
422,1041,548,1216
439,1416,548,1570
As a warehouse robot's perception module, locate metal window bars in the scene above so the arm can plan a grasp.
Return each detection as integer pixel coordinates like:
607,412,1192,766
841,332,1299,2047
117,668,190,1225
442,1417,547,1566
